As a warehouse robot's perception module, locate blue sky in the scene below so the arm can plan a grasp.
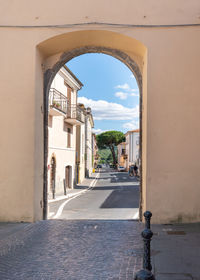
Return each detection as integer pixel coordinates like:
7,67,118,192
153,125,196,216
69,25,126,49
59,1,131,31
66,53,139,134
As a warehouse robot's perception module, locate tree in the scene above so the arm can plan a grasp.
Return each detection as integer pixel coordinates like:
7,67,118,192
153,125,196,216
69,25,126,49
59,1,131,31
96,131,125,167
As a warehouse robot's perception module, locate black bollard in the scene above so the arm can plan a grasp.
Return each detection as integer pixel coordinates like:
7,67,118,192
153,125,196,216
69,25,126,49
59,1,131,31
144,211,152,229
134,211,155,280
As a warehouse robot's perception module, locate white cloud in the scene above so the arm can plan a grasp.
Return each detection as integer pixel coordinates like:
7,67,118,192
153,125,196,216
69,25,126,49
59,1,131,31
92,128,105,134
130,92,139,97
123,120,140,130
78,96,139,121
115,91,128,100
130,74,134,79
114,84,139,98
115,83,130,90
130,88,139,92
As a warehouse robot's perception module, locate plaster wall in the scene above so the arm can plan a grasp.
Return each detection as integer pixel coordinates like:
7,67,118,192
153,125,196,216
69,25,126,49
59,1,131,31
117,143,127,169
76,123,86,184
0,0,200,223
85,115,93,177
48,69,78,196
48,116,76,194
80,124,86,183
128,132,139,165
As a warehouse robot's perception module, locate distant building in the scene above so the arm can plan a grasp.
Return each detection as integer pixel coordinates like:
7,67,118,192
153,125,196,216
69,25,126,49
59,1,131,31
75,104,86,184
75,105,95,182
92,133,98,168
117,142,128,170
48,66,83,198
85,107,94,177
125,129,140,167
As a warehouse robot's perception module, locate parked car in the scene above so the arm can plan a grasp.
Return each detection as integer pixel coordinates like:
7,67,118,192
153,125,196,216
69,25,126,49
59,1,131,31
96,164,102,168
117,166,126,172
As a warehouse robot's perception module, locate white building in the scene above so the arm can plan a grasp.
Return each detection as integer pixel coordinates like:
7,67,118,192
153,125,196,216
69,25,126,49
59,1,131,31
125,129,140,167
48,66,83,199
75,104,86,184
92,133,98,169
85,107,94,177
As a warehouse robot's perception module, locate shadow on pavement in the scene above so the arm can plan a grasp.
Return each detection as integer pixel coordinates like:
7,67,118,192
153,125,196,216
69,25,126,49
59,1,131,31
100,186,139,208
74,185,89,190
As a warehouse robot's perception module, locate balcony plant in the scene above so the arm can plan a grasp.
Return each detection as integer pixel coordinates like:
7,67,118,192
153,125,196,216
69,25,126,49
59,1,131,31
52,101,61,109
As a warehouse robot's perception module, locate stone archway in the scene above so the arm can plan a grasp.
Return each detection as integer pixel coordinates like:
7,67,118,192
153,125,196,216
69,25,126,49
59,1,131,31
42,40,146,220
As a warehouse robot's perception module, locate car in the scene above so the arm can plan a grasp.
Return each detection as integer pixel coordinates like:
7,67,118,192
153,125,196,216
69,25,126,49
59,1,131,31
117,166,126,172
96,164,102,168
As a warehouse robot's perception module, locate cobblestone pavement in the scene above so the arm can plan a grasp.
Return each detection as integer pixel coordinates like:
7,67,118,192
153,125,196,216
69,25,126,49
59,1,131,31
0,220,143,280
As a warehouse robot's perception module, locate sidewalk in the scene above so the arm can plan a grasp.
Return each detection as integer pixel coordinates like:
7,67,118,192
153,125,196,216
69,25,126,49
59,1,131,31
48,173,98,203
151,222,200,280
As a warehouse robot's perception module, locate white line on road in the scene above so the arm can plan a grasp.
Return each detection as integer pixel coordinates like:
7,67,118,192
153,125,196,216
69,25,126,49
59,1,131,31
133,211,139,220
52,173,100,219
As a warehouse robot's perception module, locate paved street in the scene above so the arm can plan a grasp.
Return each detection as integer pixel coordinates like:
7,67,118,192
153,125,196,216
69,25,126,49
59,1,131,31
0,170,199,279
0,220,143,280
49,168,140,220
0,168,143,280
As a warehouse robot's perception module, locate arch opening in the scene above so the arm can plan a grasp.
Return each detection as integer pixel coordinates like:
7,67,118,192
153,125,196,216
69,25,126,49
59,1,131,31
39,30,147,221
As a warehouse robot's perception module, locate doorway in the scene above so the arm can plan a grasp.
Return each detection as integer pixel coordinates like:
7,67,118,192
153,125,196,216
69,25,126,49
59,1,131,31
65,165,72,189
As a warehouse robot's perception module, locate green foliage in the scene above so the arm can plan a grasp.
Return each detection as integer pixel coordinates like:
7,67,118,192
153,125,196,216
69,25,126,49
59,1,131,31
96,131,125,166
96,131,125,148
98,148,116,164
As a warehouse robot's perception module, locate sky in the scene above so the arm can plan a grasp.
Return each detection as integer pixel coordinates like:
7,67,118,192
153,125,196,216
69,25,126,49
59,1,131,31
66,53,139,134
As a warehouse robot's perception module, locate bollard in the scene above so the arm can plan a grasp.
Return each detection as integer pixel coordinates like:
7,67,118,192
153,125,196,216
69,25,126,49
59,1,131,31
134,211,155,280
144,211,152,229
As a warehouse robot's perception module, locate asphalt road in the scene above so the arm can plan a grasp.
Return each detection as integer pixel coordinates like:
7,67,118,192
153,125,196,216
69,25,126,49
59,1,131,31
50,168,140,220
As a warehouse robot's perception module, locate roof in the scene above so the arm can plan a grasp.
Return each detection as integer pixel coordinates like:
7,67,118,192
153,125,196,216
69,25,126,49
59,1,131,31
117,142,126,146
125,129,140,136
63,65,83,87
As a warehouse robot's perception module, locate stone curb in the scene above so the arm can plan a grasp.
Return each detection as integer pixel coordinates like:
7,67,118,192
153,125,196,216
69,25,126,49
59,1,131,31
48,174,98,204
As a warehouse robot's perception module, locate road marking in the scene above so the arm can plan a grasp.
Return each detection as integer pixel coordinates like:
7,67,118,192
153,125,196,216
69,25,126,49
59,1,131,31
48,212,55,218
133,211,139,220
52,173,100,219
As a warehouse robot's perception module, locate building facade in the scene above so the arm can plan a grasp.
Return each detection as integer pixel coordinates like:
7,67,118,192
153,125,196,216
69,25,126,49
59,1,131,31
48,66,83,198
92,133,98,169
117,142,127,170
75,104,86,184
85,108,94,177
125,129,140,168
2,1,200,223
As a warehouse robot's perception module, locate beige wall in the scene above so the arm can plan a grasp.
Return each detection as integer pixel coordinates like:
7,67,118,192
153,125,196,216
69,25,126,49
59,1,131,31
0,0,200,223
48,116,76,194
76,123,86,183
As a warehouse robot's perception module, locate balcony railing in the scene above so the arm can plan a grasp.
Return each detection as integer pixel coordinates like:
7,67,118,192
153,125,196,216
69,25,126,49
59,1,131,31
66,105,85,123
49,88,68,114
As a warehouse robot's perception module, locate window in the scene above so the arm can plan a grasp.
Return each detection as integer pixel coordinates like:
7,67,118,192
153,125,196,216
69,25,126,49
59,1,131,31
122,148,126,155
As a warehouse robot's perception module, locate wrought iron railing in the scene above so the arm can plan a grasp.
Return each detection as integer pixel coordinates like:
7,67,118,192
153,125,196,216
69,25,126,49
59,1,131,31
67,105,85,123
49,88,68,114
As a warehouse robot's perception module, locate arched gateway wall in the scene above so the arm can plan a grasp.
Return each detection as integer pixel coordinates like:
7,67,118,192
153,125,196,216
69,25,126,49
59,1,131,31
0,0,200,223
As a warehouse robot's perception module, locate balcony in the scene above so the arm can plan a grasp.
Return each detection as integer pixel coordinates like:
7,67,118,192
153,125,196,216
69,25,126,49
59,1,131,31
49,88,68,116
65,105,85,125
